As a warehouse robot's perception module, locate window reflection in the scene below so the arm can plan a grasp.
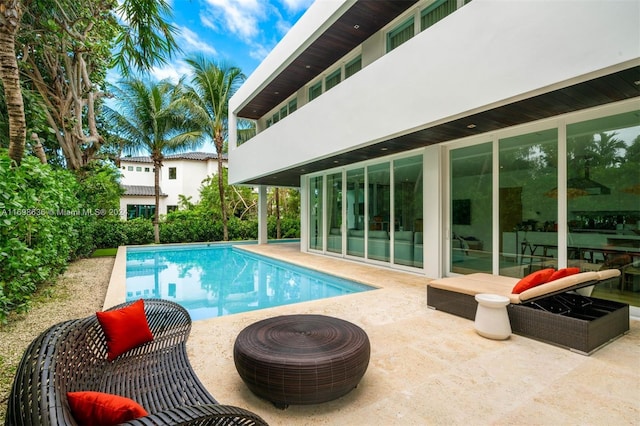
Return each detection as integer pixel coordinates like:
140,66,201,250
499,129,558,278
326,172,342,254
567,111,640,307
368,163,390,262
309,176,323,250
450,143,492,274
394,155,423,268
347,168,365,257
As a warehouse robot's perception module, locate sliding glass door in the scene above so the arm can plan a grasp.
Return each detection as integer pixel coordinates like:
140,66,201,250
367,163,390,262
394,155,423,267
346,168,365,258
326,172,343,254
309,176,323,251
450,143,492,274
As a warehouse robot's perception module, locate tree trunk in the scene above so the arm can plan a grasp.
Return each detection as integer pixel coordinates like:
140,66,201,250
275,188,281,239
153,157,162,244
215,132,228,241
0,0,25,166
30,132,47,164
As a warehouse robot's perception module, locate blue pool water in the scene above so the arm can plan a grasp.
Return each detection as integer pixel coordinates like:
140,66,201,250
126,243,376,320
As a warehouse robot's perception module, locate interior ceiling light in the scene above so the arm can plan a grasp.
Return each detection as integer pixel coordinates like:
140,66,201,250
467,124,477,129
381,147,388,151
353,24,360,29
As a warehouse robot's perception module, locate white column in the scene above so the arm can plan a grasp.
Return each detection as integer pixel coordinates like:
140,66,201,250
258,185,268,244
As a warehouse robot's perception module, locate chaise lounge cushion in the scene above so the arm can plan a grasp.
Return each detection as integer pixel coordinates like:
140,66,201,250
96,299,154,361
67,391,148,425
517,271,599,302
512,268,555,294
549,267,580,281
428,270,610,304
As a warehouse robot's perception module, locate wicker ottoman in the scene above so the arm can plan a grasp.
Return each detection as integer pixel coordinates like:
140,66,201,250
233,314,370,408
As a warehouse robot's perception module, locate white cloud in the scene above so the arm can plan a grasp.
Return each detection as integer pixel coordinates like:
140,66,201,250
150,60,193,84
278,0,313,13
175,24,218,55
248,43,271,62
202,0,264,41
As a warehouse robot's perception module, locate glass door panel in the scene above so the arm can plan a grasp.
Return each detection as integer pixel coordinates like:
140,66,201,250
567,110,640,307
368,163,390,262
346,168,365,257
499,129,558,278
309,176,323,251
326,172,343,254
450,143,492,274
394,155,423,267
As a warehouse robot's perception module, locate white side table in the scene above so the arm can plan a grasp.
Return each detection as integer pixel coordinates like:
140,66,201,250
474,294,511,340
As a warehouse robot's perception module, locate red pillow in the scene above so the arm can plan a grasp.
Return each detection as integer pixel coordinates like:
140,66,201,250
512,268,555,294
67,391,148,425
548,267,580,282
96,299,153,361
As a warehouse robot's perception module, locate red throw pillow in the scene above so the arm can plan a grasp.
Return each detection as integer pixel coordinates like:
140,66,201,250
512,268,555,294
67,391,148,425
96,299,153,361
548,267,580,282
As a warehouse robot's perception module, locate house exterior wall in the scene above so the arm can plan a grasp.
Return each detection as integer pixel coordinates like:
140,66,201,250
119,156,223,219
229,0,639,186
228,0,639,314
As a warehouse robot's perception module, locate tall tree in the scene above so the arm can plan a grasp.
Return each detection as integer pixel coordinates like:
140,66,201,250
0,0,179,168
104,78,203,243
183,55,245,241
0,0,25,165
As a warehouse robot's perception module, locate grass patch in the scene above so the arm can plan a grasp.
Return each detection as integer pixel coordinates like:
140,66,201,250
91,248,117,257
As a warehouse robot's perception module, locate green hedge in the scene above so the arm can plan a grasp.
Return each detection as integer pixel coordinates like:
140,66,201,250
0,155,82,322
90,214,299,248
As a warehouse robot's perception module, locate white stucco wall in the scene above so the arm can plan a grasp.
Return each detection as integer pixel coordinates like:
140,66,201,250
229,0,640,185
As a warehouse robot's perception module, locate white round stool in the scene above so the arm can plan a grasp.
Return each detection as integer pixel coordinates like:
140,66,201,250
474,294,511,340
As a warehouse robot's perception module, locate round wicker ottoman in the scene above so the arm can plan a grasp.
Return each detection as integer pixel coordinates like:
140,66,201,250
233,314,370,409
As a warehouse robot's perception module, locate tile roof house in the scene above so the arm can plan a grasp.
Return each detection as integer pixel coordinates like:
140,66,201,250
228,0,639,313
119,152,227,219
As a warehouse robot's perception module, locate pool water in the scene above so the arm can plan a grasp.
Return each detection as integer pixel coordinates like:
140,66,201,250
126,244,376,320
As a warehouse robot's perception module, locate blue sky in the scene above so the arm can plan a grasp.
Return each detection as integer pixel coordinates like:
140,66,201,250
149,0,314,82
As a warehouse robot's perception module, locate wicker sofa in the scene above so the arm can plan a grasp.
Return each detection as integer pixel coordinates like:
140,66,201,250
427,270,630,354
5,299,267,426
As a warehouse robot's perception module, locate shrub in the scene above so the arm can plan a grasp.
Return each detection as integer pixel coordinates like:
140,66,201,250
0,154,80,322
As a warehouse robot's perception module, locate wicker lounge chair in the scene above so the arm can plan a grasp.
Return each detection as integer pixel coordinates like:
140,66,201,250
427,270,630,354
5,299,268,426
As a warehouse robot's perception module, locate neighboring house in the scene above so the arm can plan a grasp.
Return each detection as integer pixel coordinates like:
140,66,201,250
119,152,227,219
229,2,639,309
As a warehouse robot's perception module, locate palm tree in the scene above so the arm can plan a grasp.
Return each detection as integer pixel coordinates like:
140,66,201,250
183,55,245,241
104,78,203,243
0,0,25,166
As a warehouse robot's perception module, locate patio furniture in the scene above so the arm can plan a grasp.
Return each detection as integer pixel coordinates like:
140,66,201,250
5,299,267,426
474,294,512,340
427,270,629,354
233,314,370,409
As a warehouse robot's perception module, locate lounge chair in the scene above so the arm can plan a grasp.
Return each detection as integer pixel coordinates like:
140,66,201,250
427,270,629,354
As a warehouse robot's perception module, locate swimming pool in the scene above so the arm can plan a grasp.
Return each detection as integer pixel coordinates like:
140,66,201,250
126,243,376,320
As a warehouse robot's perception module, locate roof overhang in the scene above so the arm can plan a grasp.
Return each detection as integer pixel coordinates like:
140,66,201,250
241,65,640,187
237,0,419,120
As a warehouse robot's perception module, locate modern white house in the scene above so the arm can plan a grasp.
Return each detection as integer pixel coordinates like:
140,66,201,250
228,1,640,310
119,152,226,219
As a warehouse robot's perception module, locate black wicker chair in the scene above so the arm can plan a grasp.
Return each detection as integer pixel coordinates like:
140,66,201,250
5,299,268,426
